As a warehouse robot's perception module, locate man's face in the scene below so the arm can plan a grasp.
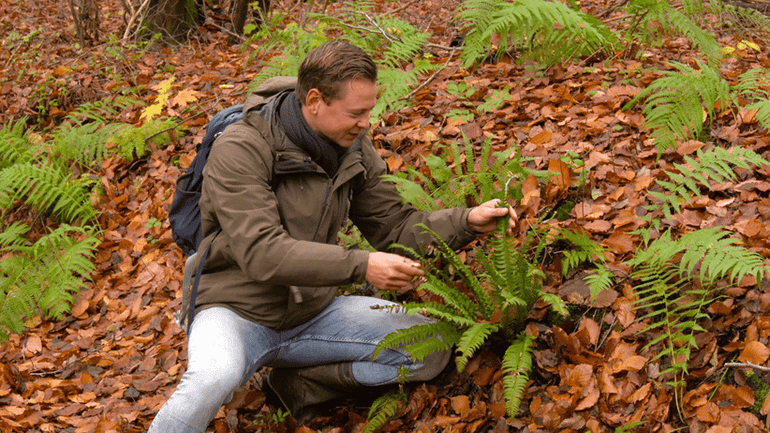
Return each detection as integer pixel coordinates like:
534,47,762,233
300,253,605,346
303,79,378,148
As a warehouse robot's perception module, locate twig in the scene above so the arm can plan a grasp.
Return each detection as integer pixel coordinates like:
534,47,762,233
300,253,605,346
354,11,401,44
122,0,152,42
725,361,770,372
402,47,459,101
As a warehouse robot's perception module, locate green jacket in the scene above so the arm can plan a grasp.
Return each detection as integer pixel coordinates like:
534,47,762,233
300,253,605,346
195,76,478,330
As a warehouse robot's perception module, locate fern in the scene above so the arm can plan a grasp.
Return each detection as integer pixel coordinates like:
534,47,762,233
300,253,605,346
0,162,98,223
52,121,131,170
711,1,770,37
372,321,461,362
111,117,179,160
501,332,534,417
0,118,37,169
555,228,616,302
458,0,618,67
374,216,566,419
0,223,99,342
627,227,769,417
374,57,438,119
624,0,721,61
364,389,407,433
456,322,500,371
382,136,535,212
629,60,731,153
647,146,770,220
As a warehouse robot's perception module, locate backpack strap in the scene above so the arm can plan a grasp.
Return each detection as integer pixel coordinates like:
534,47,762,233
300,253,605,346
178,228,221,335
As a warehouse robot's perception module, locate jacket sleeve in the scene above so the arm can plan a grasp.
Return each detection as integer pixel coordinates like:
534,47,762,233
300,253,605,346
200,126,370,287
349,141,479,254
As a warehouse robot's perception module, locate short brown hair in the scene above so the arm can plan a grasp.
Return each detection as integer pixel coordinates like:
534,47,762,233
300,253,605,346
297,41,377,106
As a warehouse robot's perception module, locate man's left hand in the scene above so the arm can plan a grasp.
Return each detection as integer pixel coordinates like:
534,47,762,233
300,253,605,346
467,199,517,234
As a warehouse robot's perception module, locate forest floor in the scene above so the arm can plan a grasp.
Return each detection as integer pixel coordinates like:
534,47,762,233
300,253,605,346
1,0,770,431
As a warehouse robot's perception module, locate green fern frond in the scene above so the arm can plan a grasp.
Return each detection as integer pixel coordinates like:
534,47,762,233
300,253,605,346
501,332,534,417
111,118,178,160
625,0,721,61
364,389,407,433
557,228,608,276
416,224,495,318
628,226,768,388
648,146,770,219
630,61,730,152
402,302,477,327
373,321,461,362
720,3,770,36
248,22,326,85
538,292,569,318
0,118,37,169
0,162,98,222
459,0,618,67
0,223,98,342
456,322,500,372
746,98,770,132
375,57,438,119
419,273,480,320
53,121,130,170
584,266,615,303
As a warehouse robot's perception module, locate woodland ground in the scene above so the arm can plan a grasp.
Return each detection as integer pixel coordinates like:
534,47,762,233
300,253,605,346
1,0,770,432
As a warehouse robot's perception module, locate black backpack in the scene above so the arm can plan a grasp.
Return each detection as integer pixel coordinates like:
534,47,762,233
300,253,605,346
168,104,243,334
169,103,244,257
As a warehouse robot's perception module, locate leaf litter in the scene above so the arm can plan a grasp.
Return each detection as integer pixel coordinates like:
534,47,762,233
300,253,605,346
1,0,770,431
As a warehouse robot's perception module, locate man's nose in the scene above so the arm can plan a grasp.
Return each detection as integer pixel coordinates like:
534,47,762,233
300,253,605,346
357,114,370,129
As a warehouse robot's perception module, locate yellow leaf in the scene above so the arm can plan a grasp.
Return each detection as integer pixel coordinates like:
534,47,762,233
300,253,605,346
742,40,760,51
172,88,199,108
140,104,163,122
153,77,176,93
721,46,735,55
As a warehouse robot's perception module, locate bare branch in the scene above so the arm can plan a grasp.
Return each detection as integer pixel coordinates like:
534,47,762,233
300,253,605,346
725,361,770,372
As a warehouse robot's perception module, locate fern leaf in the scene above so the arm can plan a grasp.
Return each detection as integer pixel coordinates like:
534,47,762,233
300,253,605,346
455,322,500,372
415,224,495,318
584,266,615,303
0,118,36,169
373,322,461,362
402,302,477,327
0,224,98,342
631,61,730,152
364,389,406,433
501,332,534,417
0,163,97,222
626,0,721,61
459,0,617,67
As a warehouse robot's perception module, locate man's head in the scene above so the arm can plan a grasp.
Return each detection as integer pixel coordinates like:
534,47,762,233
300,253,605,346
298,41,378,148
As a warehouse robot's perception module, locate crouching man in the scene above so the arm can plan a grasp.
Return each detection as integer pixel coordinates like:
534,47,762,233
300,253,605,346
148,40,516,432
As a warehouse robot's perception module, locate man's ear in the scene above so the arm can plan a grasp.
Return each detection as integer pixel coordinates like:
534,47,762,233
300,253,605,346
304,88,324,115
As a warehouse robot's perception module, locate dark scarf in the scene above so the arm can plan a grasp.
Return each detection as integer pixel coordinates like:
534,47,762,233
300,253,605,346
278,91,343,176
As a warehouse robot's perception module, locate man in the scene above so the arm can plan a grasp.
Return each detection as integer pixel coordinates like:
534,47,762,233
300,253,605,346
148,41,516,432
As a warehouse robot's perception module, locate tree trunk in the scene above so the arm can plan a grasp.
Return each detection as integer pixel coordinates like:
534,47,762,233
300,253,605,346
147,0,203,40
230,0,271,39
70,0,100,46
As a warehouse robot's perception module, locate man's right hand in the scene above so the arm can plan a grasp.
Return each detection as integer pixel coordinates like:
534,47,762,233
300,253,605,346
365,252,424,291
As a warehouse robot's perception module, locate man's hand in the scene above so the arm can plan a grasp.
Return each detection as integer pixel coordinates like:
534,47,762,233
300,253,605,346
366,252,424,291
467,199,517,234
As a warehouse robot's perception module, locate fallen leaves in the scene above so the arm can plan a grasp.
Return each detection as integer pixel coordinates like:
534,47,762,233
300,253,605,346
2,0,770,432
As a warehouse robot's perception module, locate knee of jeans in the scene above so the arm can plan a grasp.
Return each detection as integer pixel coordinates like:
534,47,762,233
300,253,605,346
182,360,245,401
407,346,452,382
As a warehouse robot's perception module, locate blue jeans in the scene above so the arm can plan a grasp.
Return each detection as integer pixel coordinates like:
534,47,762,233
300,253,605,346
148,296,451,433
